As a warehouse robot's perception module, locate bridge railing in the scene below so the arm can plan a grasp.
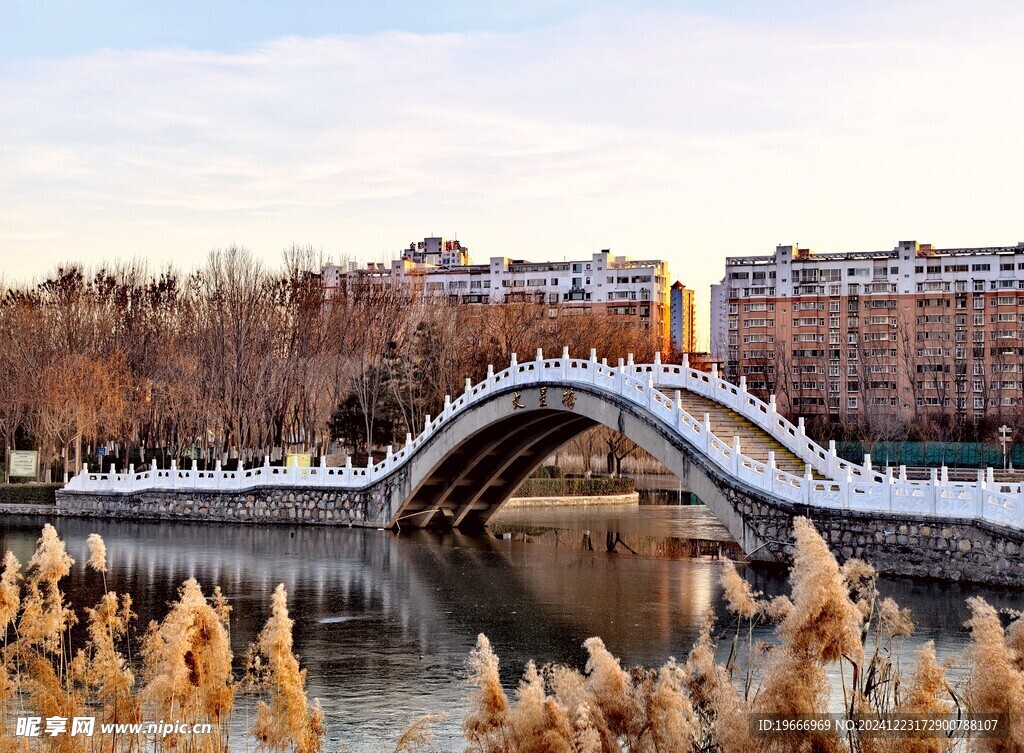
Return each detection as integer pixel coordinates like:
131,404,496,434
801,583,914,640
63,350,1024,531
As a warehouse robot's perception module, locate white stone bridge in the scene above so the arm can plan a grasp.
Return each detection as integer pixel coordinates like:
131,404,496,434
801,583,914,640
60,350,1024,584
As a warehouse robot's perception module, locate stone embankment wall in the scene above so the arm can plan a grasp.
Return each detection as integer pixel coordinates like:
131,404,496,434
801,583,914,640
57,483,399,528
728,487,1024,588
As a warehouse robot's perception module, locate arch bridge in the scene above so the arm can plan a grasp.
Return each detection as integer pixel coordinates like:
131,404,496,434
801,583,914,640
63,349,1024,565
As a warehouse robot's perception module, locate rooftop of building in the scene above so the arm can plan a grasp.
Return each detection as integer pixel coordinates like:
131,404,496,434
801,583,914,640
725,240,1024,266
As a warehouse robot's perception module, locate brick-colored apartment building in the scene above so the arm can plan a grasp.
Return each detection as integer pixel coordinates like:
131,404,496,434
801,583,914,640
711,240,1024,422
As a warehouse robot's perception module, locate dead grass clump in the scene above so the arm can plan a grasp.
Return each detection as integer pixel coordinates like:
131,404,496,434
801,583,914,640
140,576,235,734
79,592,140,727
780,518,863,665
0,528,330,752
964,597,1024,752
250,583,325,753
0,551,21,632
463,634,512,752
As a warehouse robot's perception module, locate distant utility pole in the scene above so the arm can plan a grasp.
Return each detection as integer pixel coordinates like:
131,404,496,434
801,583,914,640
999,424,1012,470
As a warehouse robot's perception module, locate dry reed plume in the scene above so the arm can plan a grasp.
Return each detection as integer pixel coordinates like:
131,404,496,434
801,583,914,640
460,516,1024,753
248,584,325,753
2,520,1022,753
0,527,325,753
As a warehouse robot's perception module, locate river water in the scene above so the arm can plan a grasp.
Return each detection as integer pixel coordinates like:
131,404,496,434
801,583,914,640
0,508,1020,751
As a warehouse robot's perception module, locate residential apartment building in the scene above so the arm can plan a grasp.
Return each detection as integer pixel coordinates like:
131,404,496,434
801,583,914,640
710,240,1024,421
670,282,696,354
324,237,673,348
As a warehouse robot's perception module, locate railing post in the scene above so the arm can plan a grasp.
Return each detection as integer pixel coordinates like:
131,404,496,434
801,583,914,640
465,377,472,395
536,347,543,362
987,467,995,485
563,346,570,378
885,467,894,511
617,359,625,393
827,439,837,476
626,352,634,375
929,468,938,514
899,464,907,482
804,464,813,505
647,375,655,408
653,350,662,381
798,417,805,436
214,460,222,490
976,469,985,519
487,364,494,381
510,353,518,385
590,348,597,362
769,394,777,417
170,459,177,489
681,353,690,388
863,453,872,472
424,414,431,433
739,375,747,393
733,436,741,475
405,432,413,448
842,470,852,509
940,465,948,484
345,455,352,484
704,413,712,454
767,451,776,492
443,394,451,418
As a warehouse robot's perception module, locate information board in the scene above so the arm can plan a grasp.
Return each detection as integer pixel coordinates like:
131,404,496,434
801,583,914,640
8,450,38,479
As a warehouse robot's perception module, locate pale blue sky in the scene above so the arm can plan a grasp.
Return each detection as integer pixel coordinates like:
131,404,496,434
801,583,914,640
2,0,1023,345
2,1,836,61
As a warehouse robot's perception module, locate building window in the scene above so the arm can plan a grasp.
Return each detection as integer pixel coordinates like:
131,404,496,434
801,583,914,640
847,397,858,409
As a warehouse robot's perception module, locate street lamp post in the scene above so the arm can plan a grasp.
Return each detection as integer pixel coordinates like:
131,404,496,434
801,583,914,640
999,424,1012,470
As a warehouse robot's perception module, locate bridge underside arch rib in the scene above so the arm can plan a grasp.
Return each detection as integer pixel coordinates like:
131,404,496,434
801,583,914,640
394,410,596,530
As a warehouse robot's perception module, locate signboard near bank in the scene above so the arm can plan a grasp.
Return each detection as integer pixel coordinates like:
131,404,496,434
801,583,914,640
8,450,38,480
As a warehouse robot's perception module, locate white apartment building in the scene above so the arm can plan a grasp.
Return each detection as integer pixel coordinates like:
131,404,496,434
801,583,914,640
323,237,672,347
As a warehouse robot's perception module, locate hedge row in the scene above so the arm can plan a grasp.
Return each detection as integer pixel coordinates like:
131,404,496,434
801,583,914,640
0,483,61,505
514,476,635,498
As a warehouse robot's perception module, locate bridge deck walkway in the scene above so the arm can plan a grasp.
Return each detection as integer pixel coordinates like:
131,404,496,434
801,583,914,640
668,390,824,478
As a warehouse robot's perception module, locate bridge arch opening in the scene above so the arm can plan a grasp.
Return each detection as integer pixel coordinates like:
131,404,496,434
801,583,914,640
389,383,769,554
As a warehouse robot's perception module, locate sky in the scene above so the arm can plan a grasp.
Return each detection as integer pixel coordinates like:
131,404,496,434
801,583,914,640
2,0,1023,345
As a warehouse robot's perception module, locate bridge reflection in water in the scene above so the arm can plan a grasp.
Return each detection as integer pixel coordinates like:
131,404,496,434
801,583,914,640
0,514,1018,752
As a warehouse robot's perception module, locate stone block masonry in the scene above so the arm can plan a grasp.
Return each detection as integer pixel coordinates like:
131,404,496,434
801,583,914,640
728,488,1024,588
57,470,406,529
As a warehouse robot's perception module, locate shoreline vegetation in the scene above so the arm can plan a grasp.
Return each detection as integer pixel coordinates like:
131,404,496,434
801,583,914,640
1,520,1021,752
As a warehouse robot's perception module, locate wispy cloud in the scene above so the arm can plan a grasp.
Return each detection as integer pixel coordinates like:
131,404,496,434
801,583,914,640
1,2,1022,340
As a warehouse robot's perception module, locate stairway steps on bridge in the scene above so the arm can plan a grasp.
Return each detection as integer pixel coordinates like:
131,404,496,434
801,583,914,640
667,390,823,478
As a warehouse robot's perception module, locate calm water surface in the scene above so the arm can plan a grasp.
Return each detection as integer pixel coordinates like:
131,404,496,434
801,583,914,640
0,508,1020,752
